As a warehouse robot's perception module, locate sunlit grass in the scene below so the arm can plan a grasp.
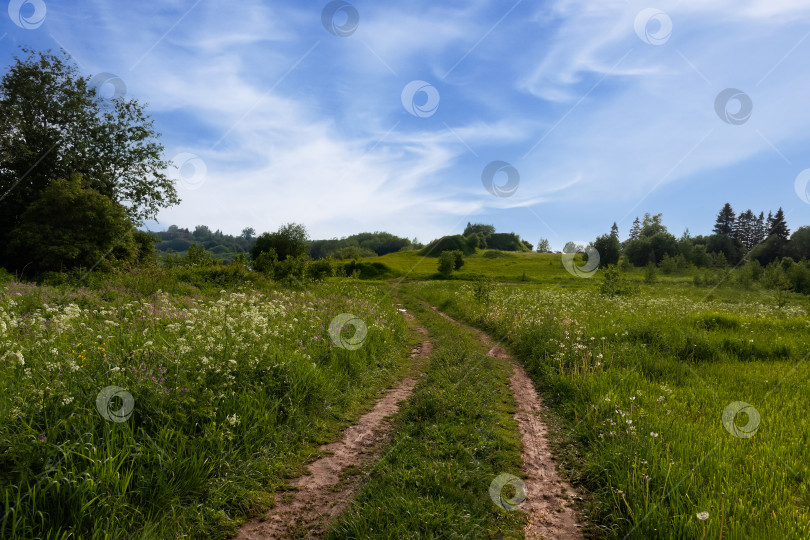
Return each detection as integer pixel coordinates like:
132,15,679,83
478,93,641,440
407,280,810,538
0,279,409,539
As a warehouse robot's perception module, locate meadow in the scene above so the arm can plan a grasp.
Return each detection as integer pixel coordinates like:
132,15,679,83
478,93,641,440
0,274,410,539
407,277,810,538
2,254,809,539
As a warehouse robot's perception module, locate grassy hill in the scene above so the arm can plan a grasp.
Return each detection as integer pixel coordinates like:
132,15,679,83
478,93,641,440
365,249,595,285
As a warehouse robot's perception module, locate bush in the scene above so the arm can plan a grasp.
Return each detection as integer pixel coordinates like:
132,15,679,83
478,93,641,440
438,252,455,276
482,250,512,259
600,265,638,296
253,249,278,275
471,275,495,303
339,261,397,280
307,258,335,281
450,250,464,270
644,263,657,283
333,246,377,260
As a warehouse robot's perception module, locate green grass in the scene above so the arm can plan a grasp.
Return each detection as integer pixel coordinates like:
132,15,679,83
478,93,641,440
4,258,809,538
369,250,593,283
0,278,411,539
326,291,525,539
406,280,810,538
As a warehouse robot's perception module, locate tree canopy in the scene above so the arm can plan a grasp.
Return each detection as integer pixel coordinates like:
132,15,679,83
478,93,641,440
0,48,178,270
251,223,310,261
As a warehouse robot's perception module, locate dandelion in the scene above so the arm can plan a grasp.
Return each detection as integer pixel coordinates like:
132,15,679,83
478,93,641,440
650,432,659,438
696,511,709,537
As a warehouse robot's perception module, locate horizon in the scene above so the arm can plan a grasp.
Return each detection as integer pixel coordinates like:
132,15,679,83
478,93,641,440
3,0,810,252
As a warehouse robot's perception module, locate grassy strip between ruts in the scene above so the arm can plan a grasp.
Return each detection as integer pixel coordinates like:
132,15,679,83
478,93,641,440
326,290,526,539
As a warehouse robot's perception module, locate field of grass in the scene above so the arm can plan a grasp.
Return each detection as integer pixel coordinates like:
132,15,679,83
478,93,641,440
3,254,809,539
407,279,810,538
0,278,410,539
368,250,575,283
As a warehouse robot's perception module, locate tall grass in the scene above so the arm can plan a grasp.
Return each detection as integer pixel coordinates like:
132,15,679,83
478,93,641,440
408,281,810,538
0,278,408,539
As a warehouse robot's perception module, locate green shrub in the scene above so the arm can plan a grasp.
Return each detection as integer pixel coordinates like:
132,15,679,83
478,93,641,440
644,262,657,283
471,275,494,303
482,250,512,259
599,265,638,296
307,257,335,281
438,252,455,277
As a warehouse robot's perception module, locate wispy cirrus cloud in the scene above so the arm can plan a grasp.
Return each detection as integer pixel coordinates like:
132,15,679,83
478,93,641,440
1,0,808,247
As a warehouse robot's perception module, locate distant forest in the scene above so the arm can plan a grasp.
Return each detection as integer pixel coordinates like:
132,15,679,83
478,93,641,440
150,226,423,263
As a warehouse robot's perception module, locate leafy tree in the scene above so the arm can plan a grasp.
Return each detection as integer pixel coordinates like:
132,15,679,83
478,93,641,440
592,233,621,268
466,232,486,250
623,237,652,266
624,232,678,266
0,49,178,269
6,175,136,272
309,231,415,258
788,226,810,261
251,223,310,261
691,244,710,267
749,234,786,266
438,251,455,276
333,246,377,260
183,243,216,267
536,238,550,253
193,225,212,240
450,250,465,270
486,232,528,251
463,223,495,237
253,248,278,274
705,234,744,265
240,227,256,241
713,203,735,236
640,213,667,238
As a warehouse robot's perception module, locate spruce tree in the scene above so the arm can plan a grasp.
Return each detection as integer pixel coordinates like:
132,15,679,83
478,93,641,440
769,208,790,240
629,217,641,240
713,203,735,236
754,212,765,245
610,222,619,238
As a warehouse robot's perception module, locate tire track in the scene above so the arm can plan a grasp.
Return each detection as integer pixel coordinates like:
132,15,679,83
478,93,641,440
235,323,431,539
431,306,582,539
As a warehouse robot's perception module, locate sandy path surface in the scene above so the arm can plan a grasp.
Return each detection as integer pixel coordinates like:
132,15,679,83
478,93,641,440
235,320,430,539
431,306,582,539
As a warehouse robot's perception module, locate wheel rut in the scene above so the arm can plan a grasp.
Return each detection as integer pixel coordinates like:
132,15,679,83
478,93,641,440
234,316,431,539
430,306,583,539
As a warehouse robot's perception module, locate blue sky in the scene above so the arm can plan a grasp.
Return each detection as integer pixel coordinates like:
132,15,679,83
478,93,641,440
2,0,810,249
